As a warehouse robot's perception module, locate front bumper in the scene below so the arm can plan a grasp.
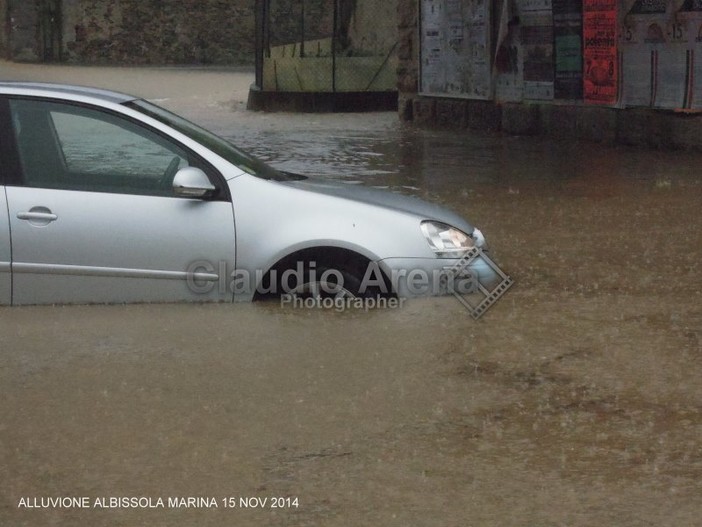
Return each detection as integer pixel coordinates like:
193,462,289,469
379,252,502,298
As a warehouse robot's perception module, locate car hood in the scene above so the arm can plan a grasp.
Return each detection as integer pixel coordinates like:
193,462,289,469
279,177,476,234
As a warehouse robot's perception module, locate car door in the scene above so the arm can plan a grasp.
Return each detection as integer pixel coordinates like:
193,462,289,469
3,96,235,305
0,186,10,307
0,102,13,306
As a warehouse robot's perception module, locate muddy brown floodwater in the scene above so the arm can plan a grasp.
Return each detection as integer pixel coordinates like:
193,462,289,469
1,63,701,526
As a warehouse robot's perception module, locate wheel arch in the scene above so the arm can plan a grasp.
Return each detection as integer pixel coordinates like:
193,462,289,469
252,245,394,300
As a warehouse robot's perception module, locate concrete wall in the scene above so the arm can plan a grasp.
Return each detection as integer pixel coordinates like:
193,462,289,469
397,0,418,120
410,97,702,150
397,0,702,150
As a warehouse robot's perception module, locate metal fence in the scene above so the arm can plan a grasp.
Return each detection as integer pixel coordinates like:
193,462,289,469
254,0,398,94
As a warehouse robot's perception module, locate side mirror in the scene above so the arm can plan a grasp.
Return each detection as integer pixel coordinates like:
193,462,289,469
172,167,217,198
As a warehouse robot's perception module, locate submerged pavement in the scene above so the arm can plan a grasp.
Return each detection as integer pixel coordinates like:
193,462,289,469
1,62,701,527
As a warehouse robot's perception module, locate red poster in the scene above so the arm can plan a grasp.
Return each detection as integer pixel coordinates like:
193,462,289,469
583,0,618,104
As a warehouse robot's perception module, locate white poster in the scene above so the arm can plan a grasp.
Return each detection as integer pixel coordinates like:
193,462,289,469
420,0,492,99
620,1,687,108
654,16,688,109
621,13,666,106
678,5,702,109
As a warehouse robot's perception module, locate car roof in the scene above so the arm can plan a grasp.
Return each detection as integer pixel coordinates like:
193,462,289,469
0,81,137,104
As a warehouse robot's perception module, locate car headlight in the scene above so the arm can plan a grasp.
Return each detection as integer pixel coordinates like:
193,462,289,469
421,221,476,257
471,227,486,249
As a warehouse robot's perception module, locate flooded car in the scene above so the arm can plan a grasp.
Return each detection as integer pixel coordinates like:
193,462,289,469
0,82,496,305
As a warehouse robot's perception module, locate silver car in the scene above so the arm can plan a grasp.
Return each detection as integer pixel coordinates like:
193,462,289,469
0,82,497,306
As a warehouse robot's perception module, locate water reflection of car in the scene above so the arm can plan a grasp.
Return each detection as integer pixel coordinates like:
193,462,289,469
0,82,496,306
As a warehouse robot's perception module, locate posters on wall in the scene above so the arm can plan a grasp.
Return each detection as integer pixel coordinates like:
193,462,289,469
553,0,583,99
494,0,524,101
679,1,702,109
493,0,555,102
583,0,618,104
419,0,702,111
620,5,662,107
621,0,689,108
519,0,555,100
494,0,552,101
419,0,491,99
422,0,578,103
654,5,689,109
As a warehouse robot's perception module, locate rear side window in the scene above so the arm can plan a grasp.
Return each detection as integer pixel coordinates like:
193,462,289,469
9,98,205,197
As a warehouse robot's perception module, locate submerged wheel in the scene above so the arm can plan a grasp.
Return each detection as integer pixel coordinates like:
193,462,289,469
255,257,390,302
288,265,363,299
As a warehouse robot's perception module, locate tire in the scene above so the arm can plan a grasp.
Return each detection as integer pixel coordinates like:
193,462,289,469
254,256,391,302
284,264,364,299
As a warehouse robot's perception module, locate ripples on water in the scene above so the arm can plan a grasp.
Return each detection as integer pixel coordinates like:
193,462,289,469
222,116,702,199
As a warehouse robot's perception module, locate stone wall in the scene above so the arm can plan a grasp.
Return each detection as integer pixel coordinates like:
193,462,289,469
3,0,255,65
0,0,7,59
65,0,254,64
4,0,42,61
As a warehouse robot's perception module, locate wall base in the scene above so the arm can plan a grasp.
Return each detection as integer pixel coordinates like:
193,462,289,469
247,86,398,112
405,96,702,150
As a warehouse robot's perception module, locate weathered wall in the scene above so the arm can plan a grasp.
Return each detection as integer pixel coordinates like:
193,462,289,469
347,0,397,56
268,0,333,49
396,0,418,120
399,0,702,150
409,96,702,150
3,0,255,65
5,0,41,62
64,0,254,64
0,0,7,58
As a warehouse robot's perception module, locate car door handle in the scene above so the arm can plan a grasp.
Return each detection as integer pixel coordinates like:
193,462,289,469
17,211,58,222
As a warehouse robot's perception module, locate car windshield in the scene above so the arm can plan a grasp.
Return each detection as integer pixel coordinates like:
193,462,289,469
124,99,302,181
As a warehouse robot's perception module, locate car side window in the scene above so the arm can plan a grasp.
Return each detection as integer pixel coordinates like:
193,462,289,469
9,98,202,197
